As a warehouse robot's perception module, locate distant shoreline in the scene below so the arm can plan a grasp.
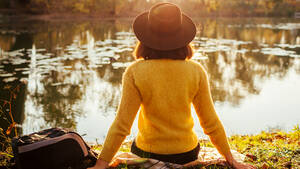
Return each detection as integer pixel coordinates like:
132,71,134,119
0,9,298,22
1,0,299,21
0,10,136,21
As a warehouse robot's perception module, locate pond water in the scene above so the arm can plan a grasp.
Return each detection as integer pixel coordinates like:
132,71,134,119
0,17,299,142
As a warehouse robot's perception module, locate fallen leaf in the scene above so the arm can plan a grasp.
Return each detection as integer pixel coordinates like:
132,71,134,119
6,122,16,135
274,134,285,139
246,154,257,161
262,163,269,169
270,156,278,162
265,138,273,142
284,161,292,169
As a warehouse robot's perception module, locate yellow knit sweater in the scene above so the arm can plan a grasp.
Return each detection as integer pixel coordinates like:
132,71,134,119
99,59,231,162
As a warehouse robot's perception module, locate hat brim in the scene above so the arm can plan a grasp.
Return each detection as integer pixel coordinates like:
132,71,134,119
133,12,196,51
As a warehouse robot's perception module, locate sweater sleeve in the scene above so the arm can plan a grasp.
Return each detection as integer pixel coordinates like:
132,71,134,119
99,66,142,162
192,66,231,158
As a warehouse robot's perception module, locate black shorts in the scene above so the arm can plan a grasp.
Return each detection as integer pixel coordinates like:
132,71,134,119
130,140,200,165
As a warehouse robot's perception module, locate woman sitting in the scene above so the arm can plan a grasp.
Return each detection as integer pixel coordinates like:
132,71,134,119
89,3,255,169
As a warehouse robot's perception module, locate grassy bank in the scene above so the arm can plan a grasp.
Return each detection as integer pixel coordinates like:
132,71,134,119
1,126,299,168
92,127,300,168
223,127,300,168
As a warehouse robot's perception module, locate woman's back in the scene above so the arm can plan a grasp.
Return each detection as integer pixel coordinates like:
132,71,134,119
131,59,203,154
99,58,229,163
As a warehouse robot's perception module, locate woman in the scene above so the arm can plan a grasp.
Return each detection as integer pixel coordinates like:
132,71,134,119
89,3,255,169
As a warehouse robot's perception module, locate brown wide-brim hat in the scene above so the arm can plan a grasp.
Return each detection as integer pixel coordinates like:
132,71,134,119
133,2,196,51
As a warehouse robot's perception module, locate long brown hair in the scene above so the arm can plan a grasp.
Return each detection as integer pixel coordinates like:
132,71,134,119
133,42,194,60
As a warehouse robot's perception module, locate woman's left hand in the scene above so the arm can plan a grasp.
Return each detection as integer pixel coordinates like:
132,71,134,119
230,159,256,169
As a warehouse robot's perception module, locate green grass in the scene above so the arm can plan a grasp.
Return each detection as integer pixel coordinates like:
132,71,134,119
91,126,300,169
197,126,300,169
1,126,299,168
228,126,300,169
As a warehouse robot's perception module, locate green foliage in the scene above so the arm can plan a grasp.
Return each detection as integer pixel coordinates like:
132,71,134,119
228,125,300,168
28,0,50,14
73,2,89,14
6,0,299,17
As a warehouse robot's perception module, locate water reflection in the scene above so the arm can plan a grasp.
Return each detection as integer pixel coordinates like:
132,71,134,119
0,18,299,141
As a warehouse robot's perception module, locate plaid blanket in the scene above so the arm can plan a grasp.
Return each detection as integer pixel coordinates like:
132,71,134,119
108,147,245,169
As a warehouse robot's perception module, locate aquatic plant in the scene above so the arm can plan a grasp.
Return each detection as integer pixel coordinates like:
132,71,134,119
0,84,23,167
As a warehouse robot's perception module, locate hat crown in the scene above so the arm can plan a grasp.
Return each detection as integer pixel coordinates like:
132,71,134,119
132,2,196,50
148,3,182,34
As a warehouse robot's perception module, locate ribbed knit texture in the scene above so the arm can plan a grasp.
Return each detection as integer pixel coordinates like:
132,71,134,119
99,59,231,162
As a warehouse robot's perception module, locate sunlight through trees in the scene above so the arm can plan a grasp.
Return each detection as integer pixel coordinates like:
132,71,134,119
0,0,299,17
